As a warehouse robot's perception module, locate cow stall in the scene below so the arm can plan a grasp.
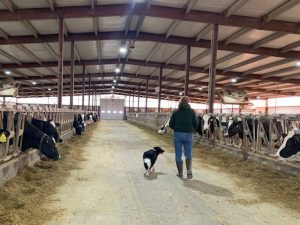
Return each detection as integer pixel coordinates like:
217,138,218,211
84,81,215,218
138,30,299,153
127,112,300,164
0,105,98,187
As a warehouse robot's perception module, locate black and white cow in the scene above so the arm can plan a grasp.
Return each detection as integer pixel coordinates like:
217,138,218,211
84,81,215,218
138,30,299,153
226,117,284,142
200,114,228,137
31,118,62,143
158,118,170,134
275,129,300,158
22,119,60,160
73,114,85,135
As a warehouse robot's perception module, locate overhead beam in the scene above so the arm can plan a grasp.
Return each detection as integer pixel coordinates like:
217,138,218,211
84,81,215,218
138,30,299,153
224,0,249,17
224,28,251,45
0,31,298,59
222,55,267,73
263,0,300,22
19,78,297,97
3,58,300,85
252,32,287,49
0,4,299,33
241,58,295,76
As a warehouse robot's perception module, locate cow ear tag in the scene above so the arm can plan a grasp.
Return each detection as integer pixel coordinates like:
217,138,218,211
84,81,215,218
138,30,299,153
0,133,7,143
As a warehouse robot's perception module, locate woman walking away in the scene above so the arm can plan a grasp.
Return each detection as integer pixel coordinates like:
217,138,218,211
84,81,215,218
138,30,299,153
169,96,198,179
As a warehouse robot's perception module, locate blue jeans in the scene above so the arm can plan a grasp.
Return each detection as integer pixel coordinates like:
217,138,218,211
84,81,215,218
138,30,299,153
174,132,193,162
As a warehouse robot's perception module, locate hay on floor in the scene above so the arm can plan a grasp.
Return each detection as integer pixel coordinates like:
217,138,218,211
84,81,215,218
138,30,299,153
0,123,98,225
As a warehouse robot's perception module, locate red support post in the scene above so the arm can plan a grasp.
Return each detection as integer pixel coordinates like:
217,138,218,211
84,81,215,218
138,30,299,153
58,17,64,108
158,65,162,113
145,77,149,112
184,45,191,96
70,40,74,109
208,24,219,113
82,64,86,110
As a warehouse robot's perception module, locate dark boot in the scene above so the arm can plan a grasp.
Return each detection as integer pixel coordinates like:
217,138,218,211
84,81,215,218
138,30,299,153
186,159,193,179
176,161,183,178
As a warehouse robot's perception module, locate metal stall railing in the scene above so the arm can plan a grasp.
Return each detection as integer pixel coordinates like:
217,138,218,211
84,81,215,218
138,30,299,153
0,105,97,164
127,112,300,161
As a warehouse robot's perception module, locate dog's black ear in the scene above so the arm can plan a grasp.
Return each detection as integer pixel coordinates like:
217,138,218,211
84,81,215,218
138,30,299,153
153,146,161,151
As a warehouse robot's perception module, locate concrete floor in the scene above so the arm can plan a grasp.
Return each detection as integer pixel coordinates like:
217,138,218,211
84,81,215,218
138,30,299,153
45,121,300,225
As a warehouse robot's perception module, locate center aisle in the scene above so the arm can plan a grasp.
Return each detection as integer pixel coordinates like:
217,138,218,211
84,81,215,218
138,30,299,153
44,121,299,225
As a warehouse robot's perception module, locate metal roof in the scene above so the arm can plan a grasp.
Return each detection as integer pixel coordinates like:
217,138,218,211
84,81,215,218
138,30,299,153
0,0,299,103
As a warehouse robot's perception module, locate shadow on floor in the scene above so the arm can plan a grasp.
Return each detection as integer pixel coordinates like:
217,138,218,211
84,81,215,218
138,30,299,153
182,179,233,197
144,172,166,180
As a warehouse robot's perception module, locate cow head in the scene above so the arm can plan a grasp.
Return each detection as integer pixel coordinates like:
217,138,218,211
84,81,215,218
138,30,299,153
45,120,63,143
226,120,243,137
40,135,60,160
202,114,210,131
276,131,300,158
73,115,84,135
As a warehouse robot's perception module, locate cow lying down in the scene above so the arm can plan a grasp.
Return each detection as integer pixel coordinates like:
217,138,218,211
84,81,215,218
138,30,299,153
275,129,300,159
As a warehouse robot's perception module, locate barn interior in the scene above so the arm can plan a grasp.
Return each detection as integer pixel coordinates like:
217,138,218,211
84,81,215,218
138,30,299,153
0,1,300,225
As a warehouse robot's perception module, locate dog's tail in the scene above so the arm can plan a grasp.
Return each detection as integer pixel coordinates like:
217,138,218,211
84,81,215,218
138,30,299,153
143,158,151,170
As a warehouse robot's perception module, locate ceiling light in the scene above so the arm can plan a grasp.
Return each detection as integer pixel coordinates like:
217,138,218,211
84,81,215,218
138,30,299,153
256,96,261,99
5,70,11,75
112,86,115,89
179,92,183,96
48,88,51,91
296,61,300,67
113,80,117,83
111,90,114,93
115,68,121,74
199,87,203,91
32,81,37,85
231,78,237,83
119,47,127,54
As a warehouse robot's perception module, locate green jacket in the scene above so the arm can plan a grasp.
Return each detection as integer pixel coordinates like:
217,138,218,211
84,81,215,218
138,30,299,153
169,104,198,133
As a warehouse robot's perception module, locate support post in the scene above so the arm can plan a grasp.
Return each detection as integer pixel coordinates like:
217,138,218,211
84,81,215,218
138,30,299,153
184,45,191,96
138,85,140,112
91,85,94,111
88,74,91,110
145,77,149,112
208,24,219,113
82,64,86,110
158,65,163,113
133,90,135,112
70,40,74,109
128,92,131,112
58,17,64,108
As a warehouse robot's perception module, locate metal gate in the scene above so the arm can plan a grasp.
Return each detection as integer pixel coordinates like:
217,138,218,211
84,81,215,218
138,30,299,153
100,98,124,120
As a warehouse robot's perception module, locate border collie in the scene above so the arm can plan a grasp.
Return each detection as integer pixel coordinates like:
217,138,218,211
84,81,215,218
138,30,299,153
143,146,164,176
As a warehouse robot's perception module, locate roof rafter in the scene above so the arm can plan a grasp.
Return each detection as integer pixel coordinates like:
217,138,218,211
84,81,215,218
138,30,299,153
0,31,298,59
0,4,298,34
